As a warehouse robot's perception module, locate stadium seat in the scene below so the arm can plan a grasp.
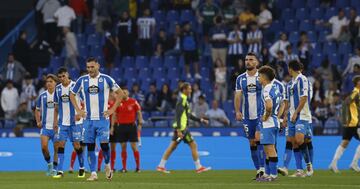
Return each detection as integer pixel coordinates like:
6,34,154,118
276,0,291,9
142,112,150,121
121,56,135,68
76,33,86,47
156,78,168,88
281,8,294,20
284,19,298,32
110,67,122,79
124,67,136,78
328,53,341,66
324,7,337,20
310,7,325,20
307,31,317,43
180,9,195,23
151,111,164,117
292,0,305,8
164,56,178,68
139,67,152,79
140,78,152,91
323,41,337,55
167,67,180,78
307,0,320,7
351,0,360,7
311,53,324,68
167,21,180,35
299,20,314,31
99,67,109,75
296,8,309,20
49,56,63,72
200,67,210,78
338,42,352,56
318,30,330,42
69,67,80,79
154,10,165,22
289,31,300,44
150,0,159,10
336,0,350,8
166,10,179,23
84,24,95,34
86,33,100,46
127,78,138,89
150,56,163,68
135,56,149,68
78,45,88,57
170,78,180,90
89,45,102,57
153,67,166,78
154,120,169,127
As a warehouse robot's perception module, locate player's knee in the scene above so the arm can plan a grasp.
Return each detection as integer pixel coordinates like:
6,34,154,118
286,141,293,150
41,146,48,153
73,142,80,150
87,143,96,151
100,143,110,152
341,140,349,148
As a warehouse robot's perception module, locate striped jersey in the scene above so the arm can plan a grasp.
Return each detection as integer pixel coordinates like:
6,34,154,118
137,17,156,39
36,90,58,129
284,53,300,64
55,81,83,126
273,79,286,102
247,29,262,54
227,30,243,55
235,71,263,120
287,73,312,121
261,80,282,128
71,73,120,120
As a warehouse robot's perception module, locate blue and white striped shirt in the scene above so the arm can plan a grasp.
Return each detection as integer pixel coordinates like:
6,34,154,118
227,30,243,55
284,53,300,64
261,80,282,128
137,17,156,39
36,90,58,129
71,73,119,120
287,74,312,121
247,29,262,54
235,71,263,120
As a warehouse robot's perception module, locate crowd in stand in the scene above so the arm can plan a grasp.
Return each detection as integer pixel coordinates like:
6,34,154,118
1,0,360,135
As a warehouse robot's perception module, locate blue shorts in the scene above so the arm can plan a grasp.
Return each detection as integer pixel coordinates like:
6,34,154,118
286,121,296,137
305,123,313,139
56,124,83,142
260,127,279,145
40,128,55,141
83,120,110,143
243,119,260,139
295,120,311,136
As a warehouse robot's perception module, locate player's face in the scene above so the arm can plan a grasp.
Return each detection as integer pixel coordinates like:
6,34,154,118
245,55,258,71
123,89,129,99
184,86,192,96
46,78,56,90
57,72,69,84
87,61,99,77
258,73,267,86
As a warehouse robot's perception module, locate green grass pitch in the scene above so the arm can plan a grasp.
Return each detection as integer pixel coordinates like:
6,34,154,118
0,170,359,189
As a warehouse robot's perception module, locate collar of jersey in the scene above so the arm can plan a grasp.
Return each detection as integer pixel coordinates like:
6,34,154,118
246,70,258,77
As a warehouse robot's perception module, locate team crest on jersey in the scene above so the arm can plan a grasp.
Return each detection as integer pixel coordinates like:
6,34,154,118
99,77,103,82
247,84,257,93
61,94,70,102
47,101,55,108
88,85,99,94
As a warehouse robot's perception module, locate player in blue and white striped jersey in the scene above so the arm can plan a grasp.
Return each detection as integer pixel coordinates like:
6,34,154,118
35,74,59,176
234,53,265,179
70,57,125,181
246,22,263,55
52,67,85,179
257,66,282,182
287,60,314,177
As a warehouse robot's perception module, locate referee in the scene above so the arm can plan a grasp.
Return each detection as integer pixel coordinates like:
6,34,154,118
157,82,211,174
111,87,142,173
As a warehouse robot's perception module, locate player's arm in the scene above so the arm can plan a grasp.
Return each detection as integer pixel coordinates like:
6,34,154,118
110,110,116,135
292,78,309,122
263,98,273,122
70,93,84,115
174,99,185,131
137,110,143,131
293,96,307,118
35,108,41,129
278,100,285,119
234,90,243,120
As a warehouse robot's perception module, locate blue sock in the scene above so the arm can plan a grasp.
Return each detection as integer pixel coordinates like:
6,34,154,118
294,148,303,170
269,157,278,176
44,155,51,163
257,142,265,168
265,159,270,175
57,147,65,172
53,161,58,171
300,143,311,164
307,142,314,164
76,148,84,168
283,142,293,168
87,143,96,172
250,146,260,170
101,143,110,164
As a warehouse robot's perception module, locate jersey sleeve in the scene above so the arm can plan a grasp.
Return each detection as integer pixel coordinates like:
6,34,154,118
134,100,141,111
105,76,120,91
71,77,83,94
54,89,59,104
299,76,309,97
235,76,242,91
35,95,42,110
263,85,272,101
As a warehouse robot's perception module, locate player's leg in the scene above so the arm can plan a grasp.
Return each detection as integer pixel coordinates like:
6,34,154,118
120,142,127,172
53,125,68,178
188,141,211,173
258,127,278,182
40,133,52,176
83,120,98,181
110,142,117,172
279,123,295,176
129,124,140,172
350,144,360,172
306,124,314,164
157,141,178,173
52,140,59,176
244,120,260,173
69,150,77,173
97,148,103,172
329,127,352,173
255,122,265,173
294,121,312,177
71,124,85,178
264,144,278,180
97,120,112,180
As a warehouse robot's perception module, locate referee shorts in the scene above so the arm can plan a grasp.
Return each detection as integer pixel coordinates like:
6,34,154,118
110,123,138,143
342,127,360,141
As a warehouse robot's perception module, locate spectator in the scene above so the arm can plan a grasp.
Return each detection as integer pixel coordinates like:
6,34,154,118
191,83,202,104
257,3,272,29
156,29,172,53
297,31,312,70
69,0,89,33
314,101,328,125
154,43,164,57
111,0,129,21
117,11,137,57
329,92,342,120
196,0,220,36
144,83,159,111
269,51,287,80
40,0,61,48
316,59,334,91
213,58,227,102
1,80,19,121
103,21,118,69
209,16,228,66
230,59,246,96
191,95,209,127
165,24,182,57
238,6,255,29
269,32,290,58
311,79,325,109
246,21,263,55
130,83,145,107
324,83,340,105
14,102,34,137
227,24,244,68
284,44,300,64
129,0,138,18
181,22,201,79
343,47,360,77
20,75,37,112
221,1,237,26
172,0,191,10
93,0,111,33
348,8,360,44
54,1,76,31
205,100,230,127
342,64,360,95
0,53,27,87
137,8,156,56
259,47,270,65
63,27,79,70
12,31,32,77
157,84,172,112
318,9,349,42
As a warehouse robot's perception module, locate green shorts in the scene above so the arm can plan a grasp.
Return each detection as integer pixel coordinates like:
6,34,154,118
172,130,194,144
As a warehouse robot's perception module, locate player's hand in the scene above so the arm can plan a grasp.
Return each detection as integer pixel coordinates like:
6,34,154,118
36,122,42,129
291,114,297,123
281,119,288,128
54,125,58,133
75,114,82,121
177,130,183,139
103,109,115,118
200,118,209,125
110,127,114,135
77,110,86,118
138,122,142,131
236,111,243,121
262,115,269,122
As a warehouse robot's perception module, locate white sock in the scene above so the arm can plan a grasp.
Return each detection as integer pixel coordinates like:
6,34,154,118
105,163,110,167
351,145,360,166
159,159,167,168
332,145,345,164
194,159,201,169
91,171,97,175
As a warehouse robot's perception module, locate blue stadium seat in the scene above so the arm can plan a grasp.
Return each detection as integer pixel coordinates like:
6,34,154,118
284,19,298,32
110,67,122,79
200,67,210,78
222,100,233,114
323,41,337,55
139,67,151,78
307,31,317,43
127,78,138,89
49,56,63,72
89,45,102,57
336,0,350,8
142,112,150,121
318,30,330,42
324,7,338,20
269,20,282,33
299,20,314,31
167,67,180,78
311,53,324,68
86,33,100,46
76,33,86,47
281,8,294,20
150,0,159,10
153,67,166,78
328,53,341,66
167,21,180,35
38,67,49,80
140,78,152,91
154,10,165,22
78,45,88,57
121,56,135,68
276,0,291,9
135,56,149,68
170,78,180,90
150,56,163,68
154,120,169,127
338,42,352,56
69,67,80,79
342,53,353,70
164,56,177,68
292,0,305,8
166,10,180,23
351,0,360,7
310,7,325,20
289,31,300,43
156,78,168,88
296,8,309,20
180,9,195,23
124,67,136,78
151,111,164,117
307,0,320,7
84,24,95,34
99,67,109,75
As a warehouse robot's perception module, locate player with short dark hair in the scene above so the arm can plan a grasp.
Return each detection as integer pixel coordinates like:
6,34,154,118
157,82,210,173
